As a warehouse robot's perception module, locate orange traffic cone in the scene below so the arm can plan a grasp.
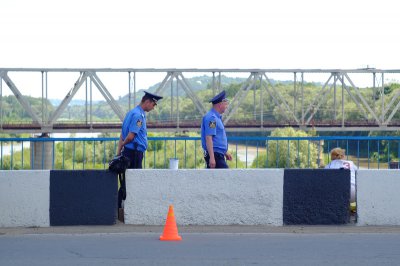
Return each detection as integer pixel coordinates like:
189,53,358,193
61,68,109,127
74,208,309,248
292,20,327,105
159,205,182,241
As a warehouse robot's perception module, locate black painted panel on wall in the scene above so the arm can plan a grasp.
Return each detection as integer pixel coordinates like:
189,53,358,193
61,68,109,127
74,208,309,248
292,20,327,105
283,169,350,225
50,170,118,226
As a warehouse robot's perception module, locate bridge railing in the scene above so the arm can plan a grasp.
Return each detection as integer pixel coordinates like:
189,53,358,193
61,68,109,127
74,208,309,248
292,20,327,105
0,136,399,170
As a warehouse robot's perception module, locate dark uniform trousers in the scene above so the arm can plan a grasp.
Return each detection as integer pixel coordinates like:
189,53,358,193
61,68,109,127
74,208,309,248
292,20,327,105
204,152,228,168
122,147,144,169
118,147,144,208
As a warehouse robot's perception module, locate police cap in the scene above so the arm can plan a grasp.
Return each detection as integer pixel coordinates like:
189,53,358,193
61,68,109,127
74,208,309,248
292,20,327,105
144,91,163,103
209,90,227,104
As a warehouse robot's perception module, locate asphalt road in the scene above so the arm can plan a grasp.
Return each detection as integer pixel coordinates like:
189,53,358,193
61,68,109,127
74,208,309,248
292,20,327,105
1,225,400,266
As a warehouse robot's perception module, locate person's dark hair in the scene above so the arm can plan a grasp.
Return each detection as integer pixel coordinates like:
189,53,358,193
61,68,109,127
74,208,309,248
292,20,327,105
141,94,153,103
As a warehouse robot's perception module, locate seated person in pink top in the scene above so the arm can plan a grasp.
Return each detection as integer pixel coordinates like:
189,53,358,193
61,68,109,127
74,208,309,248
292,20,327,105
325,147,358,203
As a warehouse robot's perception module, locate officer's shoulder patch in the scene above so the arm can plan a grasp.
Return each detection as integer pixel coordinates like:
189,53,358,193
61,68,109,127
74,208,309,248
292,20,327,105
209,120,216,128
136,119,142,127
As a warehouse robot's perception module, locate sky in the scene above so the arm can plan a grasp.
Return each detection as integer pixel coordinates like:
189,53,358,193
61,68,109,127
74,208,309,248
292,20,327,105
1,0,400,99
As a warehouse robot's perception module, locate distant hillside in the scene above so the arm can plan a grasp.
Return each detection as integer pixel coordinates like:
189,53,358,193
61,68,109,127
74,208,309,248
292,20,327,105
117,75,280,105
49,75,284,106
147,75,248,95
42,74,323,108
49,99,104,106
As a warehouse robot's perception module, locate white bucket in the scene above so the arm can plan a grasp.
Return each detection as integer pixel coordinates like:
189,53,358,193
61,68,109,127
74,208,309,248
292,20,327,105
169,158,179,169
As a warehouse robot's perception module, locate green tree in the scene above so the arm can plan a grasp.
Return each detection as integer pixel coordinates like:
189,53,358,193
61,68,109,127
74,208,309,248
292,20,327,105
1,149,31,170
251,127,319,168
368,131,400,162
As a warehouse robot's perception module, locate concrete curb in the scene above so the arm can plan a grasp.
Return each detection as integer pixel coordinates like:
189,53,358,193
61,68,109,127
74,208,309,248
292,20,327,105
2,225,400,236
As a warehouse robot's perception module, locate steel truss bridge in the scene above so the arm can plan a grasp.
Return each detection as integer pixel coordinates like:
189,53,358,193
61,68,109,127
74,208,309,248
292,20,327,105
1,68,400,133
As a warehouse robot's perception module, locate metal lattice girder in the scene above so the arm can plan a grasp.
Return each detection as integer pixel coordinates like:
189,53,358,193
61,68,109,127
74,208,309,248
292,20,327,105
336,75,372,122
343,73,381,124
89,72,125,121
262,73,300,123
47,72,89,124
175,72,207,115
0,71,41,124
303,74,334,125
154,72,174,95
153,72,207,116
303,73,381,126
223,73,257,124
383,89,400,124
2,68,400,133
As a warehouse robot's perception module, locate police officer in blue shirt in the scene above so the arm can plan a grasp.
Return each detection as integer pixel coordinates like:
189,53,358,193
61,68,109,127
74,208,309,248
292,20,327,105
116,91,162,209
117,91,163,168
201,90,232,168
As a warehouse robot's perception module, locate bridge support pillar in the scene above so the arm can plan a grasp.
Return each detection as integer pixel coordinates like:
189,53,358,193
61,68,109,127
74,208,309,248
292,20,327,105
30,133,53,169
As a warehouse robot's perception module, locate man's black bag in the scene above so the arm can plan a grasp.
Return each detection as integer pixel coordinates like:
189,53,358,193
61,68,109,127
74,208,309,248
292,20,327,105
109,155,130,174
109,155,130,208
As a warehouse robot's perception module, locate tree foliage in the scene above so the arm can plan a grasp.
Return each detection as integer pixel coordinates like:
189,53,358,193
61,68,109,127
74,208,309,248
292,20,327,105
251,128,320,168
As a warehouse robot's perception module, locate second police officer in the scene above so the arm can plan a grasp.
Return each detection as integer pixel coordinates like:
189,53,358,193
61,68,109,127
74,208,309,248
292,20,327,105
201,90,232,168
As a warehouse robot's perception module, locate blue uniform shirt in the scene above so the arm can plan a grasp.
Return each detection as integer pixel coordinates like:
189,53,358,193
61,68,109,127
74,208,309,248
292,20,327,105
201,108,228,154
121,105,147,152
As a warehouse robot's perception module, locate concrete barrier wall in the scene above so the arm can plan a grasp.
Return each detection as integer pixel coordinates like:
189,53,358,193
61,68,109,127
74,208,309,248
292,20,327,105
357,170,400,226
50,170,118,226
0,170,117,227
124,169,284,225
1,169,400,227
0,170,50,227
283,169,350,225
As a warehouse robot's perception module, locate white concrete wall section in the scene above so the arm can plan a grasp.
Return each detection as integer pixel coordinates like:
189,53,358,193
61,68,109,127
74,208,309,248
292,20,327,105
124,169,284,225
0,171,50,227
357,170,400,226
